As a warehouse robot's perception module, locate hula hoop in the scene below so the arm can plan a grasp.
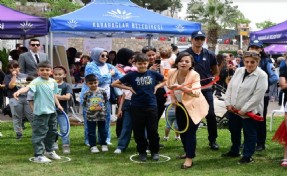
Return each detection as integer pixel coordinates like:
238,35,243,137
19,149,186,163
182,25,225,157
165,103,189,134
58,111,70,137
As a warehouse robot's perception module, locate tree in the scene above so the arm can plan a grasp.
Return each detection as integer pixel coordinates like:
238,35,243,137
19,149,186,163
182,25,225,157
186,0,249,51
169,0,182,17
0,0,17,8
43,0,82,17
256,20,276,29
131,0,172,12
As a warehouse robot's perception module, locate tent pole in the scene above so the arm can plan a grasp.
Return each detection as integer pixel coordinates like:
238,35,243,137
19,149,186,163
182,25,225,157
45,35,49,54
49,32,54,66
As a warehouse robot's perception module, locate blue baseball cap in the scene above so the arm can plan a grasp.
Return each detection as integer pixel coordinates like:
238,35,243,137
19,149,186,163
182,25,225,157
191,30,206,38
249,40,263,48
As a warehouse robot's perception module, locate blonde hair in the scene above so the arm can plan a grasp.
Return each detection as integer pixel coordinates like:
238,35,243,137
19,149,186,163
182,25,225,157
159,46,172,59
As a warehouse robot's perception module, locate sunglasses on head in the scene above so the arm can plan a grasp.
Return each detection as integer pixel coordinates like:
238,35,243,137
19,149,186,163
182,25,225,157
31,44,40,47
194,37,205,41
243,51,260,58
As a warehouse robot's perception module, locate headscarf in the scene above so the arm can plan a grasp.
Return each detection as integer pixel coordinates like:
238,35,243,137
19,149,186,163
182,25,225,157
90,47,106,66
116,48,134,67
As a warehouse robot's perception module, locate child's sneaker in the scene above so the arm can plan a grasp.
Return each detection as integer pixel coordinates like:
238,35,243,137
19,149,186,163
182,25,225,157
33,156,52,163
0,132,3,137
62,145,70,154
90,146,100,153
281,159,287,167
52,142,59,151
114,148,122,154
163,136,169,141
175,136,181,141
44,151,61,160
101,145,109,152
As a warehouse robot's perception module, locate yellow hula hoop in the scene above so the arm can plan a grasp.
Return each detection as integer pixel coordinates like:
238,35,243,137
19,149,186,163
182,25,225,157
165,103,189,134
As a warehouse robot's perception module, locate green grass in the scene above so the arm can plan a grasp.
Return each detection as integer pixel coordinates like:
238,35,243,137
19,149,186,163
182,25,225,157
0,117,286,176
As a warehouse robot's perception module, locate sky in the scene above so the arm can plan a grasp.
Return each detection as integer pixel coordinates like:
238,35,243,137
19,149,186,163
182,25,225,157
178,0,287,31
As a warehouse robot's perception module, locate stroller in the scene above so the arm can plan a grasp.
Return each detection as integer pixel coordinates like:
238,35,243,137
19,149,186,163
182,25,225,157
214,83,230,129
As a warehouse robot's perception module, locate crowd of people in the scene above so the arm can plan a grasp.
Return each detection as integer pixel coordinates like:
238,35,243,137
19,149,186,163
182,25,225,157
0,31,287,168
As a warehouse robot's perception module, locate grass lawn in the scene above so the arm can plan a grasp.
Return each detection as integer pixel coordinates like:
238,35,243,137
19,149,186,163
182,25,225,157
0,117,286,176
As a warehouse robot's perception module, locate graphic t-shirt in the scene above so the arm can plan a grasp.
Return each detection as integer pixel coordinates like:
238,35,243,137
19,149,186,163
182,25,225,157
119,70,164,108
82,89,107,121
57,82,73,113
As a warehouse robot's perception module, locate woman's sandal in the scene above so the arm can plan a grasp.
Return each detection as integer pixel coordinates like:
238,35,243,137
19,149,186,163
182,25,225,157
181,163,193,169
281,159,287,167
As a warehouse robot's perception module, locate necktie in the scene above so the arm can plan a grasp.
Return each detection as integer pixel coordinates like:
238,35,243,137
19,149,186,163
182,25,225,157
35,54,40,63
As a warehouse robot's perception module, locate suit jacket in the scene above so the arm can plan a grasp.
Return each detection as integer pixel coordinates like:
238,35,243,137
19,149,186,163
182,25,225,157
18,52,49,76
167,68,209,124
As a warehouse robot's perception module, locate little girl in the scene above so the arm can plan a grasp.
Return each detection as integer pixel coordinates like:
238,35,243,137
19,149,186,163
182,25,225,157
272,111,287,167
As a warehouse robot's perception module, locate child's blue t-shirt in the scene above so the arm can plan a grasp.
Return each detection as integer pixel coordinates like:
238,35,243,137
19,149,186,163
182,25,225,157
119,70,164,108
28,77,58,115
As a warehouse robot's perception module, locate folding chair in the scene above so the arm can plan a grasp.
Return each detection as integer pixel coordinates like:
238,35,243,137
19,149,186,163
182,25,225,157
270,93,285,131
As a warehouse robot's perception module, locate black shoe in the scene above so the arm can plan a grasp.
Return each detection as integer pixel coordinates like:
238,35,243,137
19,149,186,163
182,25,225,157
255,145,265,151
139,153,147,162
159,144,164,148
151,153,159,161
238,157,254,164
209,142,219,150
221,151,240,158
16,132,23,140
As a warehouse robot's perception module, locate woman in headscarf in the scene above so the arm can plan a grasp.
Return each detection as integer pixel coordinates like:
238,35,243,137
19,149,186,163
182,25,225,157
80,47,123,147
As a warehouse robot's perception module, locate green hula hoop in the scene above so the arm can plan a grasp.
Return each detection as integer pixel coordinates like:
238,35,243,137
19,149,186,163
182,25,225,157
165,103,189,134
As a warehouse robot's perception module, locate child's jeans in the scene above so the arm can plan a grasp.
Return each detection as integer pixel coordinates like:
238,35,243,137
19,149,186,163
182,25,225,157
165,105,178,130
57,112,70,145
87,120,107,147
117,100,132,150
32,113,57,157
9,97,33,134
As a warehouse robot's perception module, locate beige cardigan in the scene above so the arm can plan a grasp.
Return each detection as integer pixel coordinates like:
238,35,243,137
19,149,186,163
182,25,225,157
167,69,209,124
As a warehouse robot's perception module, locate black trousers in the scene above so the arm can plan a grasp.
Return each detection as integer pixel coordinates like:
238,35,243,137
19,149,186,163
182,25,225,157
202,89,218,142
130,106,159,154
176,103,199,158
256,96,269,146
155,87,166,121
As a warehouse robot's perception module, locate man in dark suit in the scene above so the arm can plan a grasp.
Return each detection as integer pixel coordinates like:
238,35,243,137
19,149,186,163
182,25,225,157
18,38,49,76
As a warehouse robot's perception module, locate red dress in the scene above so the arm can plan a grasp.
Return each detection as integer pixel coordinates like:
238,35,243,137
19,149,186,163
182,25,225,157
272,120,287,146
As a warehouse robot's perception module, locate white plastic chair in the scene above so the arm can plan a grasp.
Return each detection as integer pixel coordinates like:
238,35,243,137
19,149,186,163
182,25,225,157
270,93,285,131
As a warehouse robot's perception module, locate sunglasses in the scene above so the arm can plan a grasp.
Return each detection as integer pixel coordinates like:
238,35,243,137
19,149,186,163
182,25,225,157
243,52,260,58
101,54,108,58
194,37,205,41
31,44,40,47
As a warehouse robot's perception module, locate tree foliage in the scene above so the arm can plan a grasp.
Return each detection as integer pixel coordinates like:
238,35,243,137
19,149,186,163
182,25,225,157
169,0,182,17
0,0,17,8
186,0,249,51
42,0,82,17
256,20,276,30
131,0,171,12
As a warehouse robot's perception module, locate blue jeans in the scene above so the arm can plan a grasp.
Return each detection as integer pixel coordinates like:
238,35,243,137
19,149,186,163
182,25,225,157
87,120,107,147
82,108,89,145
57,112,70,145
98,101,111,144
228,112,257,158
116,100,132,150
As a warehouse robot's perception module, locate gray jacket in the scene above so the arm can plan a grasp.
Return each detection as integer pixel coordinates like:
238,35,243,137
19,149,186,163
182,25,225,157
18,51,49,76
225,67,268,117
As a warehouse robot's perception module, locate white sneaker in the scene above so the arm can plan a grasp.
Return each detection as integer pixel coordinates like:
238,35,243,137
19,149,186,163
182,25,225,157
0,132,3,137
101,145,109,152
163,136,169,141
175,136,181,141
106,142,113,145
90,146,100,153
33,156,52,163
114,148,122,154
45,151,61,160
62,145,70,154
52,142,59,151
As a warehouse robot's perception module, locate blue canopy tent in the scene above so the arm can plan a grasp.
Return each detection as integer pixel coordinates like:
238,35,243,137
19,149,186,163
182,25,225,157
49,0,200,37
